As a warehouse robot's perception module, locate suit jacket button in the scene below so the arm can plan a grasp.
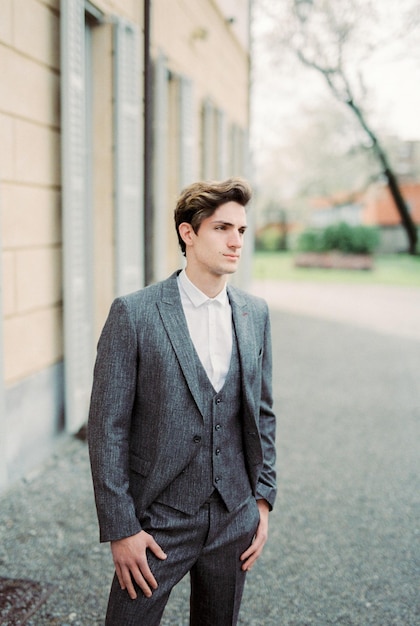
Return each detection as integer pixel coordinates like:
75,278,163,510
193,435,201,443
215,424,221,431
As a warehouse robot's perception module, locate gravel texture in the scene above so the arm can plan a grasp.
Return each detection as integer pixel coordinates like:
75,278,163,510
0,282,419,625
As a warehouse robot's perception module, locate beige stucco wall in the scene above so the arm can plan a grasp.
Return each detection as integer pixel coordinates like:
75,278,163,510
151,0,251,276
0,0,62,384
152,0,250,128
0,0,249,382
0,0,146,491
0,0,145,383
0,0,251,491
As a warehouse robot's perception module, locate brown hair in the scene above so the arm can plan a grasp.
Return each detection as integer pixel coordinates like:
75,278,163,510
174,177,252,255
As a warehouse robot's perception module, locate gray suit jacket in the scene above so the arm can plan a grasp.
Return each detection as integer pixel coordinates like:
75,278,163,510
88,272,276,542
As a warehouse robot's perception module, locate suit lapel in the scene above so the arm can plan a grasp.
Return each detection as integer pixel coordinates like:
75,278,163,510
156,275,207,417
156,277,259,420
228,286,258,417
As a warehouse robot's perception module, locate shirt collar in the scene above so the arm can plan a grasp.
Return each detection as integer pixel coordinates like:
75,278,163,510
178,269,228,308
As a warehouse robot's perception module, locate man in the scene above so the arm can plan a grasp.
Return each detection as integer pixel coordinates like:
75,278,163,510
88,177,276,625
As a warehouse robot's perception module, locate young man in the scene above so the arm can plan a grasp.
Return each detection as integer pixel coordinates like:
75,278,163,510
88,178,277,625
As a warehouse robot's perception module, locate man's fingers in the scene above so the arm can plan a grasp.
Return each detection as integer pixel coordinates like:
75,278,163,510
131,560,157,598
122,566,138,600
240,542,261,571
240,532,263,561
110,531,167,599
119,562,154,600
148,536,167,561
240,501,270,572
115,563,126,590
240,529,267,571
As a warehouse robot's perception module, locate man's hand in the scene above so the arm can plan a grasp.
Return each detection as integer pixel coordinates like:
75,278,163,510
240,499,270,572
111,530,167,600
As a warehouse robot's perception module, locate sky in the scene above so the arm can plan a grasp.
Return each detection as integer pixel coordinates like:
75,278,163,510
250,1,420,171
365,57,420,140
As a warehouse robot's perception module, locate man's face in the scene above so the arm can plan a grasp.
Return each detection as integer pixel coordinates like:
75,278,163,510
183,201,248,278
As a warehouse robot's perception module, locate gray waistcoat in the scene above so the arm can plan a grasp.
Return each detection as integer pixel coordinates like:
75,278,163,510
156,330,252,514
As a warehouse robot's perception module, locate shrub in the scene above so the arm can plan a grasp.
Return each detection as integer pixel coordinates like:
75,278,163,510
297,222,380,254
297,229,325,252
255,226,286,252
348,225,381,254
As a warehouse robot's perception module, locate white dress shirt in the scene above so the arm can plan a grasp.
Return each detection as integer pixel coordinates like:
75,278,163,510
177,269,233,392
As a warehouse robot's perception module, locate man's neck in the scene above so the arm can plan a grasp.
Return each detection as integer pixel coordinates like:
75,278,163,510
184,267,227,299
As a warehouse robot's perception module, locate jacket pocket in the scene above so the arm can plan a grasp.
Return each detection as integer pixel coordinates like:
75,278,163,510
130,452,152,477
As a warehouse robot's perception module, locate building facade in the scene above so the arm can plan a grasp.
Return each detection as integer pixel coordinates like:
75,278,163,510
363,181,420,253
0,0,251,493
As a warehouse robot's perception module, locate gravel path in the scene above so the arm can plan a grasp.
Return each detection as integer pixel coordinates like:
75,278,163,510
1,281,419,625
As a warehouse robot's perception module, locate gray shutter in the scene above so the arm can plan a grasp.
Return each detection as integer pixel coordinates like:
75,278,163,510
231,123,245,175
179,76,196,188
216,109,227,179
153,52,169,281
114,19,144,295
202,99,214,179
60,0,93,433
242,127,250,178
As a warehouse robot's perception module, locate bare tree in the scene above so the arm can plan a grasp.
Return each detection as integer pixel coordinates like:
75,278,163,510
258,0,419,254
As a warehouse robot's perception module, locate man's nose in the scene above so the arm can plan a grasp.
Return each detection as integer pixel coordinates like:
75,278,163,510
229,231,243,248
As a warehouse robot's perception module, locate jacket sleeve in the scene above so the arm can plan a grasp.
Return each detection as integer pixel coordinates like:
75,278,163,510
88,297,142,542
255,306,277,509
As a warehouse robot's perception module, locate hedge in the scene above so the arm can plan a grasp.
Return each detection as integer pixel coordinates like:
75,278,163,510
297,222,380,255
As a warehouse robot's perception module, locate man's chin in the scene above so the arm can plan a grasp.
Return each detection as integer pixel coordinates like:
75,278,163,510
213,265,237,277
222,266,238,275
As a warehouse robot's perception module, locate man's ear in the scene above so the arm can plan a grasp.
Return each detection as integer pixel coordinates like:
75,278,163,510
178,222,195,248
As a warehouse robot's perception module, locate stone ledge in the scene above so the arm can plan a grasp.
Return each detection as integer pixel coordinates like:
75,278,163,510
294,252,374,270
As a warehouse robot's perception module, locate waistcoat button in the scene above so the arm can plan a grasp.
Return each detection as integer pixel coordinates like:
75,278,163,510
193,435,201,443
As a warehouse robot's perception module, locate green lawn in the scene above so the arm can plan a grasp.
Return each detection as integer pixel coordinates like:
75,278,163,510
252,252,420,287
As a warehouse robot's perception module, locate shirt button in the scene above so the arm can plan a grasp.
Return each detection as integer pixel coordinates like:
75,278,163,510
193,435,201,443
215,424,221,431
215,448,221,455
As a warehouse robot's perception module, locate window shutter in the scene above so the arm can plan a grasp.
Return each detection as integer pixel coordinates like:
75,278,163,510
60,0,93,433
202,99,215,179
230,123,247,176
152,52,169,282
114,19,144,295
179,76,196,188
216,109,227,179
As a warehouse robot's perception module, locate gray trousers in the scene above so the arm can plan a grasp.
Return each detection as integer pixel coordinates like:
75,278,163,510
105,493,260,626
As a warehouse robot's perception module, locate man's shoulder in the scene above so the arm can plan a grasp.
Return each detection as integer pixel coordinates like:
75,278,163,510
228,284,268,313
117,272,179,308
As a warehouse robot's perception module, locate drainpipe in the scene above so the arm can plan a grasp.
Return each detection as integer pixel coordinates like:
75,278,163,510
144,0,154,284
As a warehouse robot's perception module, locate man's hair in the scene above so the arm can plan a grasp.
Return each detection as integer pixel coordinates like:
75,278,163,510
174,177,252,255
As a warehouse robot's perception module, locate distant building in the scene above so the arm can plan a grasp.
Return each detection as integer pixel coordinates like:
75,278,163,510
311,202,363,228
0,0,251,493
300,139,419,252
363,181,420,253
310,193,364,229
